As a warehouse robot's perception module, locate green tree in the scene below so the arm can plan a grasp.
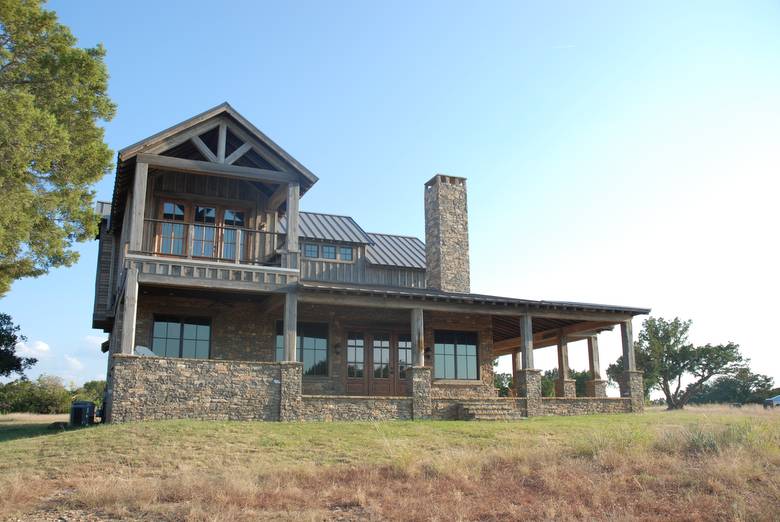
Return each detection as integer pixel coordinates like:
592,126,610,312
0,0,116,296
690,369,773,405
73,379,105,407
0,313,35,377
607,317,745,410
541,368,592,397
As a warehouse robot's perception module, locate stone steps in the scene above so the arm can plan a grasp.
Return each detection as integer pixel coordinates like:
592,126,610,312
459,402,526,421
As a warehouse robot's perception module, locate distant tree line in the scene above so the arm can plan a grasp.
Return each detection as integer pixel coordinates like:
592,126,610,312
0,376,105,414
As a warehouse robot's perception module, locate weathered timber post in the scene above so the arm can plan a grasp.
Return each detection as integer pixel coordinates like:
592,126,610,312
119,265,139,355
585,335,608,397
282,182,300,270
410,307,431,419
515,314,542,416
620,320,644,412
283,290,298,362
128,162,148,253
555,335,576,398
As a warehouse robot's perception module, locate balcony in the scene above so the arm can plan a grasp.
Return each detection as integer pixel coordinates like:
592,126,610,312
125,219,299,292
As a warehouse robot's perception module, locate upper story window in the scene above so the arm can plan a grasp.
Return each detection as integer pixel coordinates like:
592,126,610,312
152,316,210,359
302,242,355,262
339,246,353,261
433,331,478,380
159,202,186,255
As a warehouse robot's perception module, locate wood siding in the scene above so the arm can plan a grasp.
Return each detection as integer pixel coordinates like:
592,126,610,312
92,220,115,325
300,248,425,288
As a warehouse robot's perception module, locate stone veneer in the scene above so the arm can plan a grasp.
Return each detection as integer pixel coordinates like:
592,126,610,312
424,175,470,293
107,354,301,422
296,396,413,421
555,378,576,398
410,366,432,419
516,369,542,416
540,398,632,416
622,371,645,413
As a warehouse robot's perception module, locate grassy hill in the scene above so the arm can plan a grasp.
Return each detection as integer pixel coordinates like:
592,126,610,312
1,406,779,521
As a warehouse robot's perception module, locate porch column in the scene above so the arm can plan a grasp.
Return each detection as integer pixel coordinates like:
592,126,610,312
284,182,300,270
283,290,298,361
515,314,542,416
555,335,576,397
409,307,431,419
585,335,607,397
621,319,644,412
119,266,139,354
128,162,148,252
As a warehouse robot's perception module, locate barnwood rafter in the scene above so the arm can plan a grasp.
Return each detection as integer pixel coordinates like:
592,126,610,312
136,153,297,185
492,320,615,355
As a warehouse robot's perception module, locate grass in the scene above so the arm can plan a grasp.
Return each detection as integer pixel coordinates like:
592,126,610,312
1,406,779,521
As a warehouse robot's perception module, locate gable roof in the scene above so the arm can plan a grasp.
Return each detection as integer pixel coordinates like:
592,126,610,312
117,101,318,188
365,233,426,269
280,212,373,244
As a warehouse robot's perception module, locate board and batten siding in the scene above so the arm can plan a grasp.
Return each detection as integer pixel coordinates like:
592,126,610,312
92,220,115,322
299,247,426,288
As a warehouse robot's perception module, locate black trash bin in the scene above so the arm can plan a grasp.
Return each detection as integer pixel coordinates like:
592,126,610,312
69,401,95,427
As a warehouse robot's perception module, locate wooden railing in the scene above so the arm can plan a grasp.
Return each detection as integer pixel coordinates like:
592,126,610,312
140,219,286,267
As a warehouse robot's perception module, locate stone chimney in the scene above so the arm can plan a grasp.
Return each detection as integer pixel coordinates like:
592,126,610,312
424,174,470,293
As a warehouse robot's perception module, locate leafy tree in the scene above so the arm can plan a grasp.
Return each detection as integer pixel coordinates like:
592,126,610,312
0,0,116,296
493,372,512,397
690,369,773,405
607,317,746,410
73,379,105,406
0,375,70,413
0,313,35,377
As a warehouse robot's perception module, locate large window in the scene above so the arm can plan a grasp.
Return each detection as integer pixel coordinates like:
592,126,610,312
152,317,210,359
222,209,245,260
434,331,478,380
398,335,412,379
156,201,249,260
192,206,217,257
275,322,329,376
159,202,186,255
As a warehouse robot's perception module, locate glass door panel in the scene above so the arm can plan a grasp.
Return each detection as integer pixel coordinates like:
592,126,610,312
193,206,217,257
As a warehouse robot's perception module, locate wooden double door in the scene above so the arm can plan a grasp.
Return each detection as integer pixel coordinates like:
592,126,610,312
345,331,413,396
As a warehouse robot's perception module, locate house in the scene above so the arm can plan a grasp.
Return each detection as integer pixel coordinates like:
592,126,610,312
92,102,648,422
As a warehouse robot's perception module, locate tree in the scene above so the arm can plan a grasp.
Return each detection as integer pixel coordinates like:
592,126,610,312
690,369,773,405
493,372,512,397
541,368,592,397
0,313,35,377
607,317,746,410
0,0,116,296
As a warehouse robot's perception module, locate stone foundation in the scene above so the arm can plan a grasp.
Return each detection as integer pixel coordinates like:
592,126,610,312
410,366,432,419
540,398,632,416
586,379,608,398
622,370,644,412
555,378,576,398
297,396,413,421
516,369,542,416
108,354,302,423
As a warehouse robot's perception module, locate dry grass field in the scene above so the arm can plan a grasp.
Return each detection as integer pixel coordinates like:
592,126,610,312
1,406,779,521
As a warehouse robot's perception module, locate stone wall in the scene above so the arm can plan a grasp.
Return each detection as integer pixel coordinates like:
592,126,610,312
540,398,632,416
108,354,301,422
297,395,413,421
432,398,528,420
424,175,470,293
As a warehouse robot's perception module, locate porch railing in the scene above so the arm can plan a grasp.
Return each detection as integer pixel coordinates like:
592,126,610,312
139,218,287,266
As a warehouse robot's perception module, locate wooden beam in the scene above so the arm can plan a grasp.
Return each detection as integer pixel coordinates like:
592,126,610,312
217,122,226,162
136,153,297,185
267,184,288,211
119,267,139,354
494,320,615,353
191,136,217,162
284,290,298,361
621,320,636,371
286,183,300,253
588,336,602,379
128,162,148,252
520,314,534,369
557,336,570,379
225,143,252,165
412,308,424,366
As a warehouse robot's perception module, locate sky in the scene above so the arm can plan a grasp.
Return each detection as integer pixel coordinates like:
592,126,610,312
3,1,779,393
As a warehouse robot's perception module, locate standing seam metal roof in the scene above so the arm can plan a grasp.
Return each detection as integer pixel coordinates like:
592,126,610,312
279,212,373,244
365,233,426,269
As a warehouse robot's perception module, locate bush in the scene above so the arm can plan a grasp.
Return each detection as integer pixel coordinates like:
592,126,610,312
0,376,105,414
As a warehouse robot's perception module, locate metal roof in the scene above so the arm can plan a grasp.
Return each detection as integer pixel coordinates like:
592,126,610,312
280,212,373,244
365,233,426,269
298,281,652,316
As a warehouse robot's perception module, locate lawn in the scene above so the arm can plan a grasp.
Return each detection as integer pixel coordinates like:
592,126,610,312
1,407,779,521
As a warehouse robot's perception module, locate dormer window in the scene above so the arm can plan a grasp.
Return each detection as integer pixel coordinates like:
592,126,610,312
339,247,353,261
302,242,355,262
322,245,337,260
304,243,319,258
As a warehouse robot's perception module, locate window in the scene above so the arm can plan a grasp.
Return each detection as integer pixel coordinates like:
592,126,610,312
152,317,210,359
434,331,478,380
347,333,365,378
303,243,319,258
160,202,186,255
222,209,245,260
275,322,328,376
322,245,337,260
373,334,390,378
192,206,217,257
339,246,353,261
398,335,412,379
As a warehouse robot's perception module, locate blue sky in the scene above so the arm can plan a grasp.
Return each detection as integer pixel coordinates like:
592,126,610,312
4,1,779,389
